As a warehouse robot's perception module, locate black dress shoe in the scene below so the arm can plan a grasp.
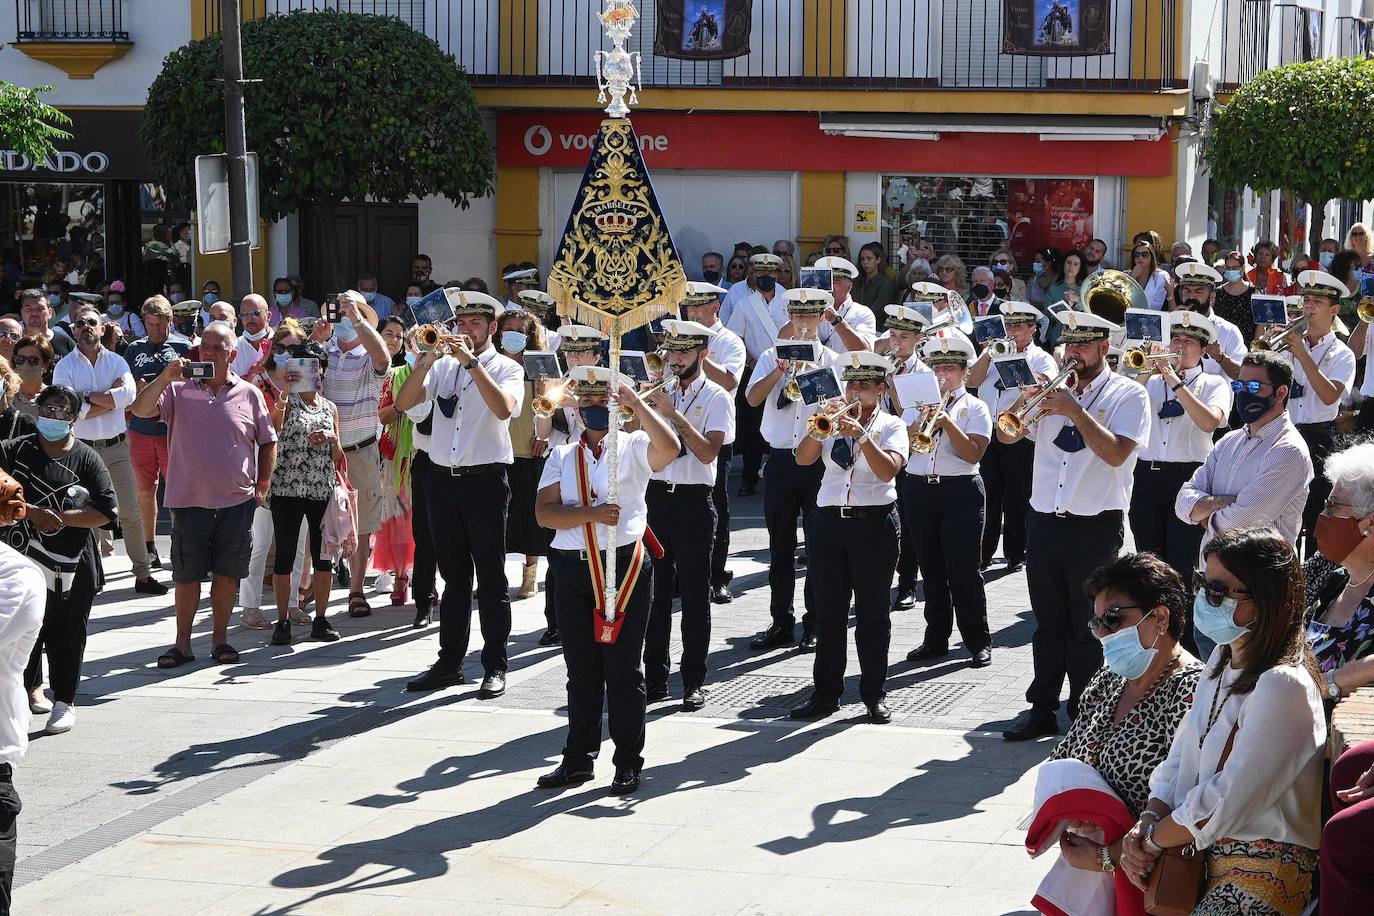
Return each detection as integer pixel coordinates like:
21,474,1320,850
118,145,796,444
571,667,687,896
736,483,756,497
609,767,640,795
789,696,839,720
1005,561,1025,574
682,686,705,711
710,584,733,604
906,643,949,662
645,682,669,703
478,672,506,698
798,630,817,652
866,701,892,724
134,577,169,596
970,647,993,668
1003,708,1059,742
412,607,432,629
749,624,794,651
405,666,465,692
537,763,594,789
538,627,561,646
890,587,915,611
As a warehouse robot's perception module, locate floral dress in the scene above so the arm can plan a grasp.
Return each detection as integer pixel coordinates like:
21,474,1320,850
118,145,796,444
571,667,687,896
1303,554,1374,677
268,395,336,503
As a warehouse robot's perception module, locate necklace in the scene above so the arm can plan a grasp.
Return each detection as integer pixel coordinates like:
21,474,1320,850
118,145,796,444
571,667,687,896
1087,656,1179,770
1200,671,1234,749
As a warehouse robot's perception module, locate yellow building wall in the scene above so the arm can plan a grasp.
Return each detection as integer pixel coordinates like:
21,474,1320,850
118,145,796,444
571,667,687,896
191,219,271,296
1123,128,1180,253
495,165,542,273
799,172,846,258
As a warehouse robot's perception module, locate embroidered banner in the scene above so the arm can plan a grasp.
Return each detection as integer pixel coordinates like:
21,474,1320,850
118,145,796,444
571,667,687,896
654,0,752,61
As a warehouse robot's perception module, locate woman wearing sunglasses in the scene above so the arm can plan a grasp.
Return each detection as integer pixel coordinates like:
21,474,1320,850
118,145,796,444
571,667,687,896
1039,553,1202,894
1129,243,1174,310
988,248,1028,302
1120,526,1325,914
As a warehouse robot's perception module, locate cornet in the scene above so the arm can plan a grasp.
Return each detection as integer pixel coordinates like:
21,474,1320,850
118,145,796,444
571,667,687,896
996,361,1080,437
806,398,862,441
645,347,668,376
985,338,1016,357
416,323,445,351
618,367,679,424
910,391,956,454
1250,316,1308,353
1122,347,1182,372
1357,297,1374,323
532,378,574,419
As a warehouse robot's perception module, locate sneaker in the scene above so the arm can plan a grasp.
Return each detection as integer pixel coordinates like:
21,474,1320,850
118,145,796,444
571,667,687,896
147,543,162,569
134,577,169,596
288,606,312,626
240,607,272,630
312,617,341,642
271,619,292,646
29,689,51,715
375,570,395,592
46,702,75,734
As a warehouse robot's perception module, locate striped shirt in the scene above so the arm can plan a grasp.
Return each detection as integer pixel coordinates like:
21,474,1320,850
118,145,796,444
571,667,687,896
322,341,385,448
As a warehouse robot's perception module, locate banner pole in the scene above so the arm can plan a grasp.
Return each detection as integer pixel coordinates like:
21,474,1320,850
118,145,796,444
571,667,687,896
603,319,620,621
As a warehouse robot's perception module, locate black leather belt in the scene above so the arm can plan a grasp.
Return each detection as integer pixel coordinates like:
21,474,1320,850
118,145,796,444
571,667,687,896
648,480,711,493
437,461,504,477
550,544,640,562
1140,460,1202,472
342,435,377,453
81,433,126,449
816,504,894,519
910,473,976,485
1296,422,1335,433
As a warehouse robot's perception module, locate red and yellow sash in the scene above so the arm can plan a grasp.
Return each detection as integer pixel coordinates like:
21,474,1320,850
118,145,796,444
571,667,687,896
574,440,645,645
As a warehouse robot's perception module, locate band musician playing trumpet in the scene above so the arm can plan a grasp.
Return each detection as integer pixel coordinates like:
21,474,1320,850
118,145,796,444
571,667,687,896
902,329,994,669
880,303,932,612
998,310,1150,742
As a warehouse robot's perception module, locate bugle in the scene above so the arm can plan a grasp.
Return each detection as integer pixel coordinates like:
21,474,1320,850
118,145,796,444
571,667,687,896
416,323,445,351
995,361,1079,437
910,391,956,454
1122,347,1181,372
806,398,861,441
532,378,574,419
1250,316,1308,353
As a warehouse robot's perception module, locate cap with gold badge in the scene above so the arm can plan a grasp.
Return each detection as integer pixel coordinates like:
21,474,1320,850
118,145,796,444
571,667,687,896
884,304,929,332
841,350,895,382
1174,262,1223,288
444,289,503,318
661,319,716,351
1167,310,1219,345
814,256,859,280
1296,269,1353,300
999,301,1042,326
750,253,784,272
516,289,557,312
569,365,612,396
920,328,978,366
784,287,834,315
558,324,606,354
1055,309,1120,344
682,281,729,306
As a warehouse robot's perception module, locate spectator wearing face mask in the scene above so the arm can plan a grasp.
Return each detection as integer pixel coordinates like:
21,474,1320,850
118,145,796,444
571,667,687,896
104,281,144,340
988,249,1029,301
233,294,274,380
356,273,395,321
199,280,222,330
269,277,317,325
495,309,551,602
1212,250,1256,343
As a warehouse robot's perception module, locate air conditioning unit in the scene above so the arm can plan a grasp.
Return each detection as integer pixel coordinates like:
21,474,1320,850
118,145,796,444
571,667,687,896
1192,60,1215,101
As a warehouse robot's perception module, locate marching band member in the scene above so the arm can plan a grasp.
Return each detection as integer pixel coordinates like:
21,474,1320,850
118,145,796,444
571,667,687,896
725,253,788,498
682,282,747,605
790,351,909,723
1286,269,1357,557
534,366,679,795
641,320,734,711
1127,311,1231,591
999,311,1150,742
968,301,1056,572
517,289,562,350
1169,263,1246,380
396,292,525,698
812,256,877,354
882,304,931,612
903,330,994,668
744,288,839,653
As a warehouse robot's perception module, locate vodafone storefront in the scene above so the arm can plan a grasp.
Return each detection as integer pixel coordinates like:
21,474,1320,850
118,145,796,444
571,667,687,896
487,110,1171,280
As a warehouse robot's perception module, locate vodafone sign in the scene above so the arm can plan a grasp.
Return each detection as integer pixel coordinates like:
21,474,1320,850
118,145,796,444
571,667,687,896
497,112,1170,176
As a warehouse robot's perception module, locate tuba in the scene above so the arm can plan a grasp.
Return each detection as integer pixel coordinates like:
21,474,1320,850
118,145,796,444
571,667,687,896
1079,270,1146,326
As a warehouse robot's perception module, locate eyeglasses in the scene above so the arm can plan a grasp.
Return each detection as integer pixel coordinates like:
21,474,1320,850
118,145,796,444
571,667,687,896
10,355,40,367
1352,230,1367,237
1193,571,1251,607
241,310,264,319
1323,498,1359,517
271,343,291,355
71,318,100,329
825,247,844,254
0,331,19,341
1088,606,1153,637
1133,251,1151,260
992,259,1011,267
939,266,955,273
1230,379,1275,395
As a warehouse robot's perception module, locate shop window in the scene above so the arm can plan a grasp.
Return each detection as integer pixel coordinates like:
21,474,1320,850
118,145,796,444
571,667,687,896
0,180,106,300
137,183,192,300
1208,181,1242,256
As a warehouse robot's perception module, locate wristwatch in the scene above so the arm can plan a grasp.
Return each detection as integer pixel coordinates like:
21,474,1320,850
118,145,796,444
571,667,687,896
1100,844,1116,873
1142,821,1164,854
1325,669,1342,700
464,358,479,371
855,431,871,446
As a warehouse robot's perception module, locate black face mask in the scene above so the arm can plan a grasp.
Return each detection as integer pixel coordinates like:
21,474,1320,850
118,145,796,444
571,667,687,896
1182,297,1206,311
972,283,991,300
756,275,777,293
703,270,722,285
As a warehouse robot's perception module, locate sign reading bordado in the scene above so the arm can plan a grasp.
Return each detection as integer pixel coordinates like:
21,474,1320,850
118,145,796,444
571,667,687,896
0,150,111,174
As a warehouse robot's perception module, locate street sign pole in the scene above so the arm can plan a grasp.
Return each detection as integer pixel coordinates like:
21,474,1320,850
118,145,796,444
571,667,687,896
220,0,253,302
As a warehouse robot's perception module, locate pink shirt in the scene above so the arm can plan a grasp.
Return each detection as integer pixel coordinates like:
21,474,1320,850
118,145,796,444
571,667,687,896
157,375,278,509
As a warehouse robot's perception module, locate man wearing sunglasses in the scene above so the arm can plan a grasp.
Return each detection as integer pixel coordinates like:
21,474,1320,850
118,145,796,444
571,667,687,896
231,294,274,380
52,304,167,596
0,318,20,364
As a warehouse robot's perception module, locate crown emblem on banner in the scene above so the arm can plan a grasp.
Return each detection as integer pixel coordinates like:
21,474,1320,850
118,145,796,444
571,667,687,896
594,210,636,235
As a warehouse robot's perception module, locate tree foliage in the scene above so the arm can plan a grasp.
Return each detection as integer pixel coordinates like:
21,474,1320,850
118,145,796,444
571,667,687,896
141,9,494,221
0,82,71,162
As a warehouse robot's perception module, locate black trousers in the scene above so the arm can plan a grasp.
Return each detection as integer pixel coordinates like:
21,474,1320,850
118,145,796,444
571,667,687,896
1128,461,1204,586
409,450,439,607
1025,509,1123,718
551,547,652,771
1356,398,1374,434
269,494,332,574
735,380,766,487
762,448,821,632
0,769,16,913
644,481,717,690
1298,422,1337,560
425,464,511,675
24,564,96,705
980,436,1034,565
709,444,733,587
902,475,990,652
809,505,900,705
894,470,919,592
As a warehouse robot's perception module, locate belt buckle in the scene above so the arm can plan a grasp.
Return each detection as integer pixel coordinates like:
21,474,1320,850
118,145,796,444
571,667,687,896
839,506,856,519
925,475,941,484
447,463,464,477
665,482,678,493
1054,509,1069,518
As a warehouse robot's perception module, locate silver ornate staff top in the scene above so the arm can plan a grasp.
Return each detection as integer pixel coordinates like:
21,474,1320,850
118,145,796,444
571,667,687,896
595,1,643,118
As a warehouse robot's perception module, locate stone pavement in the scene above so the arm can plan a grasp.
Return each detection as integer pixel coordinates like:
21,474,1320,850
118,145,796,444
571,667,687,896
14,482,1067,914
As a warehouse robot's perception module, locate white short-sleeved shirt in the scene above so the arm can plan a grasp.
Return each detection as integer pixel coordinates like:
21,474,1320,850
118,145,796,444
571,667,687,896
1027,369,1151,516
903,390,993,478
651,374,734,485
718,278,753,326
1140,367,1233,463
885,351,929,414
749,345,840,450
407,347,525,468
1201,311,1246,378
1285,331,1356,425
725,291,788,362
977,343,1059,418
817,297,878,354
706,321,746,385
539,430,652,551
816,411,910,507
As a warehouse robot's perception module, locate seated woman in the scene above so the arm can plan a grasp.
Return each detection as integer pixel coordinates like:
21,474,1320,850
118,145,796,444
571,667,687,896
1121,526,1325,916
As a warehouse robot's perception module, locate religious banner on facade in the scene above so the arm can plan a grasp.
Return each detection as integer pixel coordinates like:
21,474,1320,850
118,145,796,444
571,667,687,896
654,0,752,60
1003,0,1111,56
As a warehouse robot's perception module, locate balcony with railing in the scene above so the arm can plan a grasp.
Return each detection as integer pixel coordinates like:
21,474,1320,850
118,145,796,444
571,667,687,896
10,0,132,78
200,0,1184,92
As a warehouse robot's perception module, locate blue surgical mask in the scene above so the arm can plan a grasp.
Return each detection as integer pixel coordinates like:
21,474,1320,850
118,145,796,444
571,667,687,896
362,291,378,304
405,296,421,307
36,417,71,442
1320,251,1335,269
332,315,355,340
1193,591,1250,646
1101,615,1160,679
1032,262,1046,275
170,293,185,304
202,292,219,306
404,351,416,368
46,294,60,307
106,302,124,317
1234,389,1275,424
1223,269,1243,283
275,293,292,307
580,405,610,431
500,330,528,353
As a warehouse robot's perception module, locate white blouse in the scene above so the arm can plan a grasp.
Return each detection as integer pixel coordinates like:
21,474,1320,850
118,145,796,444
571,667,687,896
903,390,993,477
539,431,653,552
816,411,910,507
1148,653,1326,850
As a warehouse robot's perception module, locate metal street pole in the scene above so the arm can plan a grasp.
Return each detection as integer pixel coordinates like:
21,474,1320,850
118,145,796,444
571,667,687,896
221,0,253,302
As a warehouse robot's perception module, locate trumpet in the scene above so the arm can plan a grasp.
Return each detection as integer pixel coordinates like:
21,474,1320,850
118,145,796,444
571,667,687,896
782,360,811,402
416,323,445,351
531,378,574,419
985,338,1016,357
995,361,1080,437
645,347,668,377
806,398,862,441
635,366,678,403
911,391,956,454
1122,347,1182,372
1357,297,1374,323
1250,316,1308,353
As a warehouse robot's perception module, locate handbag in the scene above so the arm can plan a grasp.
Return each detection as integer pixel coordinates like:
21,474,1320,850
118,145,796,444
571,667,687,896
320,456,358,562
1144,724,1239,915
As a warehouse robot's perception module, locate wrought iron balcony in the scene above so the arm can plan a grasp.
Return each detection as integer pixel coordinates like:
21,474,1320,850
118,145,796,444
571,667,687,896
13,0,129,41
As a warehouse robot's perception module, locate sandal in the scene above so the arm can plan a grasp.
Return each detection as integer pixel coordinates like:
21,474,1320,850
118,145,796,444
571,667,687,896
157,648,195,669
390,574,409,608
348,592,371,618
212,643,240,665
297,586,315,612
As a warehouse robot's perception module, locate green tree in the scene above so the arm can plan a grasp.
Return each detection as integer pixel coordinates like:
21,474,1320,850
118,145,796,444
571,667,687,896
0,82,71,162
1205,57,1374,257
141,9,494,287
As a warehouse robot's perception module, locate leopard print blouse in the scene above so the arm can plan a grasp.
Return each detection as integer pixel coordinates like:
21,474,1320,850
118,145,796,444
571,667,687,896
1048,660,1203,817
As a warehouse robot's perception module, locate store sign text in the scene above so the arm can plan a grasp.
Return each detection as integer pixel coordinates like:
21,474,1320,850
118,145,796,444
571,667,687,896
522,124,668,158
0,150,111,174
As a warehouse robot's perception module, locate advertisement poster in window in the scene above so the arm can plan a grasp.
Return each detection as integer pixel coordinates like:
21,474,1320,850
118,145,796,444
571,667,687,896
1006,179,1095,265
